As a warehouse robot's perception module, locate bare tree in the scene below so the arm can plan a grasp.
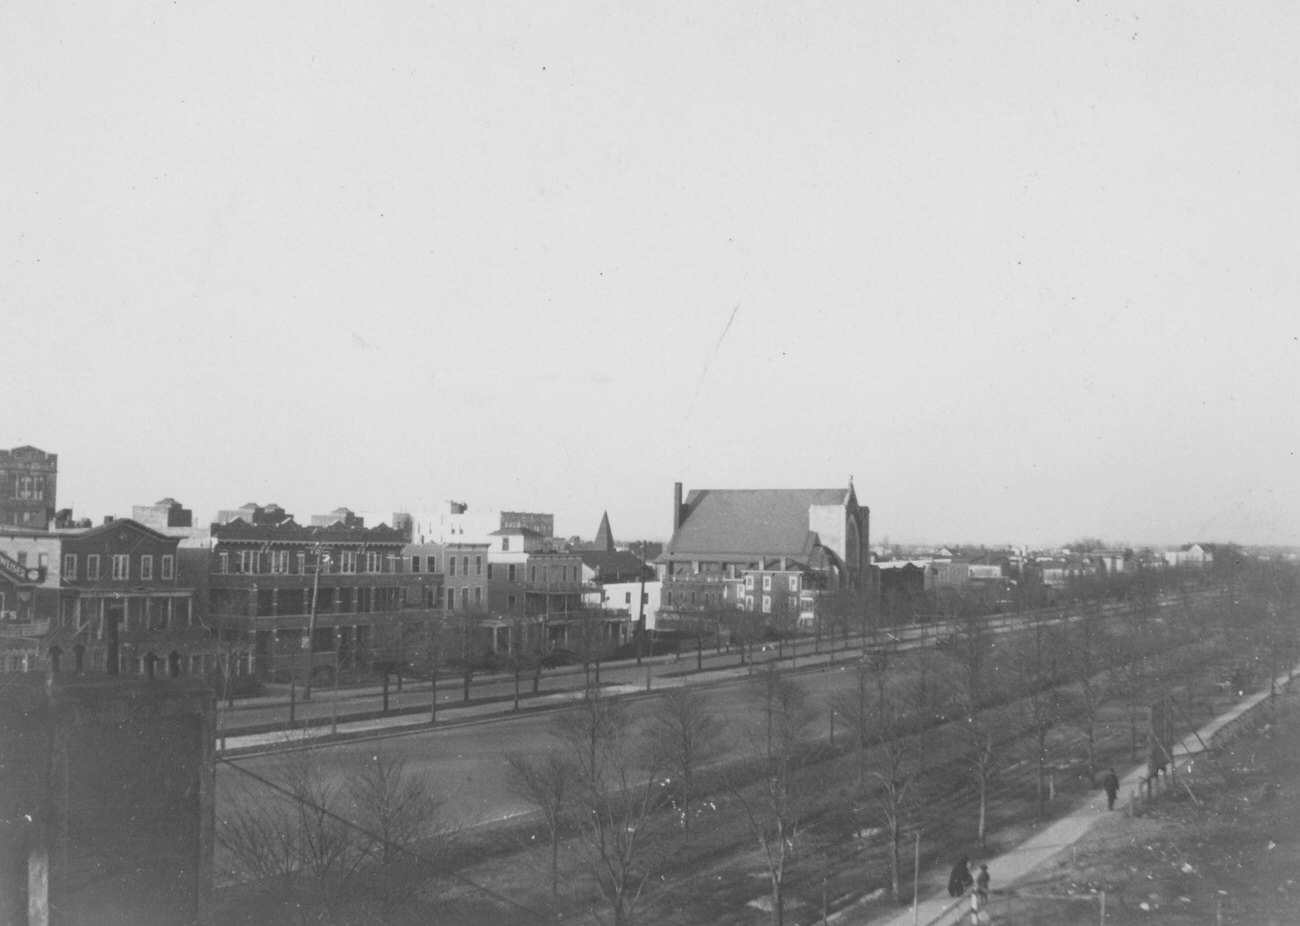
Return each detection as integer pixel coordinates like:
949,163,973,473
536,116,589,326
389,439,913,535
552,689,667,926
1015,622,1065,818
1066,596,1110,784
347,752,451,911
833,662,872,790
568,607,609,692
949,607,997,848
647,686,726,840
506,750,573,895
835,648,919,901
732,665,816,926
440,606,490,701
198,591,258,718
219,741,451,923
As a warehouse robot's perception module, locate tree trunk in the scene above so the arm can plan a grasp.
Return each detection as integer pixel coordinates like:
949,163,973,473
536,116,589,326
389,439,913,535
1086,723,1096,784
1036,751,1046,817
889,815,901,899
550,832,559,895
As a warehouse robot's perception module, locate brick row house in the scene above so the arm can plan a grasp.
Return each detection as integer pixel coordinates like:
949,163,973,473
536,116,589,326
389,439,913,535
1,518,196,675
656,481,870,636
205,515,442,683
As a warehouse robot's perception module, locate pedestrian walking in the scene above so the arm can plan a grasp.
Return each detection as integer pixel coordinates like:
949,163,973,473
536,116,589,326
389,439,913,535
1103,767,1120,811
947,856,973,898
976,864,990,904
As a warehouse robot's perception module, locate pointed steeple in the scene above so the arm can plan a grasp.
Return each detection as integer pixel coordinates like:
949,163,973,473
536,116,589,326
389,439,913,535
594,511,615,552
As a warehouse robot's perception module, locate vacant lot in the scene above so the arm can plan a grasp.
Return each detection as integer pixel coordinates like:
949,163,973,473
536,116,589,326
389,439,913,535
988,684,1300,925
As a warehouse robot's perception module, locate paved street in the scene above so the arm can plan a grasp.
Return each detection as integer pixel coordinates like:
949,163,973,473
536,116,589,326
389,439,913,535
216,631,878,737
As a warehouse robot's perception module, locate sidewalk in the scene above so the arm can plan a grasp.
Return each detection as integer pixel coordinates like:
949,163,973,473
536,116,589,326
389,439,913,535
218,682,649,753
860,661,1300,926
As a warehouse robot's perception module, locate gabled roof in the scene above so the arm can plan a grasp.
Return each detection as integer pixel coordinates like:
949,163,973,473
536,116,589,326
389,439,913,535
67,518,172,544
665,488,849,558
579,549,647,581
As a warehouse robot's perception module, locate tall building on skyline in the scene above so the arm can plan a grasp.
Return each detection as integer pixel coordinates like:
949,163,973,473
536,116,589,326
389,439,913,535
0,445,57,530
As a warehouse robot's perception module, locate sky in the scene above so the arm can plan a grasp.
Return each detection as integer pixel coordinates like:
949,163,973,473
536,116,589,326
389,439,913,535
3,2,1297,549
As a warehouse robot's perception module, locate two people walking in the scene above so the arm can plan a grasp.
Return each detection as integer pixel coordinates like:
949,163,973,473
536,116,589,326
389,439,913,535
948,857,990,903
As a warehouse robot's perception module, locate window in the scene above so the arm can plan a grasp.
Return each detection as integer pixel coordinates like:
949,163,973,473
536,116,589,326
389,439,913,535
237,550,257,574
270,551,288,574
112,554,130,580
762,575,772,591
624,592,632,604
446,588,455,609
744,595,754,610
63,554,77,580
340,551,357,573
161,555,174,580
366,552,381,573
461,556,469,575
745,575,754,590
508,564,516,582
529,567,536,583
460,587,469,608
762,595,771,613
502,537,510,552
507,594,516,610
38,553,48,570
16,552,27,567
140,555,153,580
487,564,494,580
449,556,456,576
296,552,306,574
411,556,421,573
217,553,228,575
474,587,482,605
788,576,799,592
474,555,482,576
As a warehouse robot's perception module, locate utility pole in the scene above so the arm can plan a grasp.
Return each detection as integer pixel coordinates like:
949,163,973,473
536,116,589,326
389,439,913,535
636,540,647,664
303,543,328,700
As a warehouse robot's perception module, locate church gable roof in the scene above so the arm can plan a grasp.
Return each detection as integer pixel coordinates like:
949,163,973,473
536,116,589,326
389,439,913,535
667,488,847,558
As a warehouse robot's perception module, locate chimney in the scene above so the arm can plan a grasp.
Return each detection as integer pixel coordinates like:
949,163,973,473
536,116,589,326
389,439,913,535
672,482,683,533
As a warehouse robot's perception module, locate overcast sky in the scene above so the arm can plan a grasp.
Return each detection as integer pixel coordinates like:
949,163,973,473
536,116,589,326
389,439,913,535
4,2,1297,548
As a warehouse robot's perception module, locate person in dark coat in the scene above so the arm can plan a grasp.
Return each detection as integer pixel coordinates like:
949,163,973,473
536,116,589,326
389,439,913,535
948,857,973,898
976,864,990,903
1103,768,1120,811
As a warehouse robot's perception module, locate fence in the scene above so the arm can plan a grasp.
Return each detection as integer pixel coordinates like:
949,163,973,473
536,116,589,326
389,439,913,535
924,888,1106,926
